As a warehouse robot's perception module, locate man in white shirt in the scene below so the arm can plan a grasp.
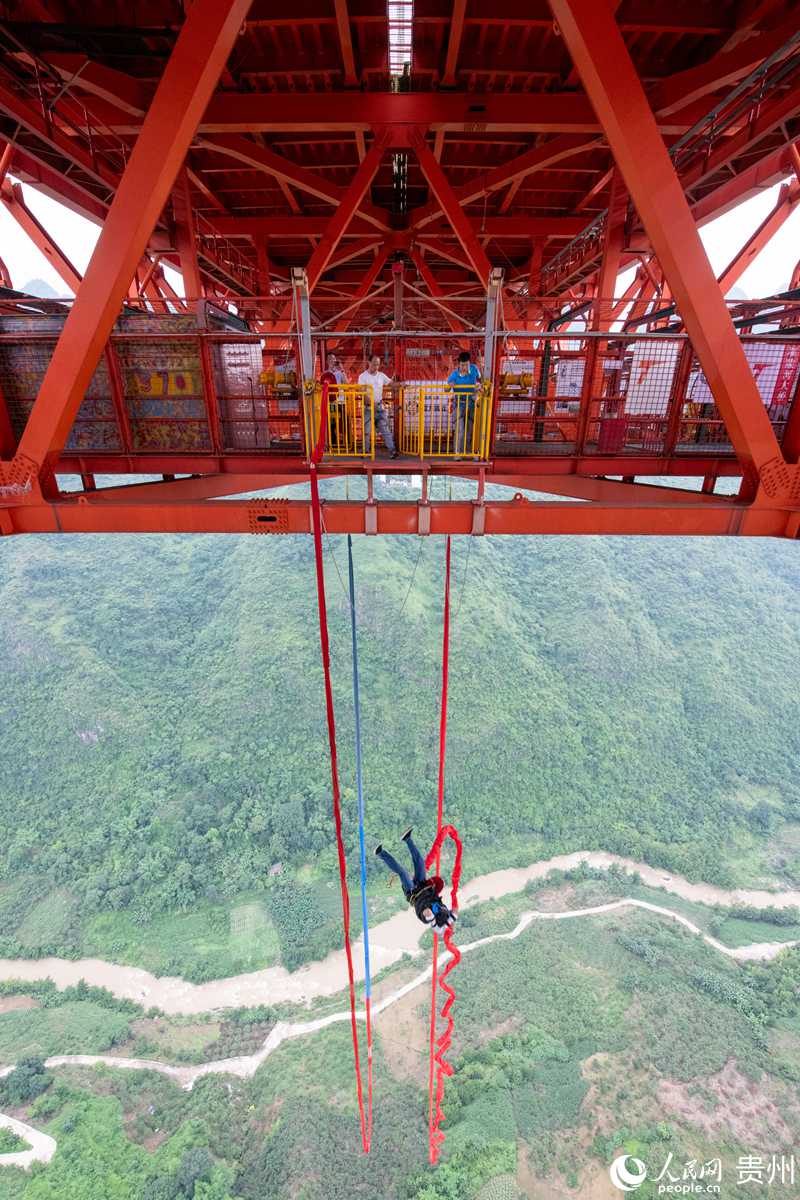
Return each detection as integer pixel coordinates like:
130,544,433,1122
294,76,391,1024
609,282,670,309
358,354,398,457
326,353,347,385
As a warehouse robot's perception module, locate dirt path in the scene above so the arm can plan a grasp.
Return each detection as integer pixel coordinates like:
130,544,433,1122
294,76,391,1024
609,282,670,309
0,893,795,1105
2,853,796,1172
0,1112,56,1170
0,851,796,1016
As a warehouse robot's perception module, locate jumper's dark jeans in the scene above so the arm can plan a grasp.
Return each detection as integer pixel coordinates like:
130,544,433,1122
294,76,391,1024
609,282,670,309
377,833,426,896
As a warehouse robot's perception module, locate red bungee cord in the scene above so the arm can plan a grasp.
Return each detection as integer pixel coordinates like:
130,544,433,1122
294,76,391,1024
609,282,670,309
425,535,462,1165
308,382,372,1152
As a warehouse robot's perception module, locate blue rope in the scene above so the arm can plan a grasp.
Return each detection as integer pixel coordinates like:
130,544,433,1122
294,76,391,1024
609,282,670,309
347,534,372,999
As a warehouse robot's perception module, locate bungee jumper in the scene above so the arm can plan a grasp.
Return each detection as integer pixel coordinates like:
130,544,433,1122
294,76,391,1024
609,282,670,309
375,828,458,930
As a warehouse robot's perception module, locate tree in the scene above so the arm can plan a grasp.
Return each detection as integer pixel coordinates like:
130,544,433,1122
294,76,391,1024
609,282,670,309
177,1147,215,1197
0,1057,51,1106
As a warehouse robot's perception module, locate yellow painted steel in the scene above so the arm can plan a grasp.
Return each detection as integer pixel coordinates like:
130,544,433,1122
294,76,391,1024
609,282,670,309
304,384,375,458
399,381,493,459
306,380,492,460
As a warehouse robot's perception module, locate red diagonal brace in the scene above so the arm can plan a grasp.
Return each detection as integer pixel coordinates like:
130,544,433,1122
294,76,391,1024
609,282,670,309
547,0,784,486
172,168,204,300
304,131,390,292
411,130,493,286
442,0,467,87
334,247,391,332
716,181,800,296
334,0,359,86
0,179,82,293
14,0,254,489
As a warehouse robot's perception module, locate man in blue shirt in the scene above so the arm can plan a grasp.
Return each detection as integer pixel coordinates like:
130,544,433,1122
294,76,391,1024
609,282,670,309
447,351,481,456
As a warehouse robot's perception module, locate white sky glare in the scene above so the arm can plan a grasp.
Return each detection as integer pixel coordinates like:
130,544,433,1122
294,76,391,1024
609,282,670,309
1,173,799,300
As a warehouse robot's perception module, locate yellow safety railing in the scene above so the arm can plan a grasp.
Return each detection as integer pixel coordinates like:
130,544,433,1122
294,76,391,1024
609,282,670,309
304,383,376,458
305,380,493,460
399,381,493,459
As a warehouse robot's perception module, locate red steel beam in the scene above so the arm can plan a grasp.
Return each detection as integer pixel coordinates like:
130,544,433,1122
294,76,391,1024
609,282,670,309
716,180,800,295
47,452,744,482
409,247,466,334
46,90,715,136
653,15,800,115
255,238,272,300
548,0,785,487
681,81,800,194
442,0,468,87
491,474,725,505
198,133,345,206
196,134,390,231
326,238,386,272
7,144,108,225
0,79,117,195
72,473,309,503
10,0,254,490
593,168,626,325
415,238,473,273
412,130,493,285
334,247,391,332
690,141,800,225
410,133,600,229
575,165,613,213
0,180,83,293
36,57,394,233
4,496,790,538
333,0,359,86
172,168,204,300
0,143,12,190
42,53,151,114
212,214,586,238
291,130,389,298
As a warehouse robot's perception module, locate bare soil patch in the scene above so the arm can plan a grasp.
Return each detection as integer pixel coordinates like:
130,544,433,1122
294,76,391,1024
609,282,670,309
658,1059,800,1146
532,885,577,912
0,996,39,1014
373,986,428,1083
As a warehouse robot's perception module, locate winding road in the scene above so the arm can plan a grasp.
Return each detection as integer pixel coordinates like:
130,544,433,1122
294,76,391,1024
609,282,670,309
1,851,799,1169
0,1113,55,1170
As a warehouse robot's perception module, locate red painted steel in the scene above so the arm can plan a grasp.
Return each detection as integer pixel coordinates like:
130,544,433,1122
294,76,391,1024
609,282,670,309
547,0,788,493
2,1,800,537
0,181,83,293
10,0,254,490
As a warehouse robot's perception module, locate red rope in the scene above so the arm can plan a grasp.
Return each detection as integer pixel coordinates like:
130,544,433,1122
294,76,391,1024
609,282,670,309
426,535,461,1165
426,824,462,1164
309,382,372,1153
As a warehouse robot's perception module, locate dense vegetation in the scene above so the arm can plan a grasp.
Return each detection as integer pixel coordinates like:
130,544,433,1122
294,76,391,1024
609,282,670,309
1,907,799,1198
1,486,800,975
2,490,800,1196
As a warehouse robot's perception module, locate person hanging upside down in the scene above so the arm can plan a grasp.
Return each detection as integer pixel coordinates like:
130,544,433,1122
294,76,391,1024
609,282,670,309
375,828,457,929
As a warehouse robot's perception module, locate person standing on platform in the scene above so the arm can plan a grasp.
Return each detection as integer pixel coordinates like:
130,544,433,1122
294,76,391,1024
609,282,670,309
447,350,481,455
359,354,398,458
321,354,349,450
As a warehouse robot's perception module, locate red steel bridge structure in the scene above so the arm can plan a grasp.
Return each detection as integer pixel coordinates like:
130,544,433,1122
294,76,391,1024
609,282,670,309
1,0,800,538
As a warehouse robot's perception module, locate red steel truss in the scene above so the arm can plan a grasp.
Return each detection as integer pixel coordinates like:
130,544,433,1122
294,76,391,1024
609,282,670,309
0,0,799,538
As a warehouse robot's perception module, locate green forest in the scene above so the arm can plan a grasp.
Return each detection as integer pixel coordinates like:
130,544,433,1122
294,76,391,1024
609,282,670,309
1,479,799,976
1,892,800,1200
2,482,800,1198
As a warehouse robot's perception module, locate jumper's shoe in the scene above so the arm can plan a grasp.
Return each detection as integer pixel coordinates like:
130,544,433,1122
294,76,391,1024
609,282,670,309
401,827,413,842
390,450,399,459
374,843,383,856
